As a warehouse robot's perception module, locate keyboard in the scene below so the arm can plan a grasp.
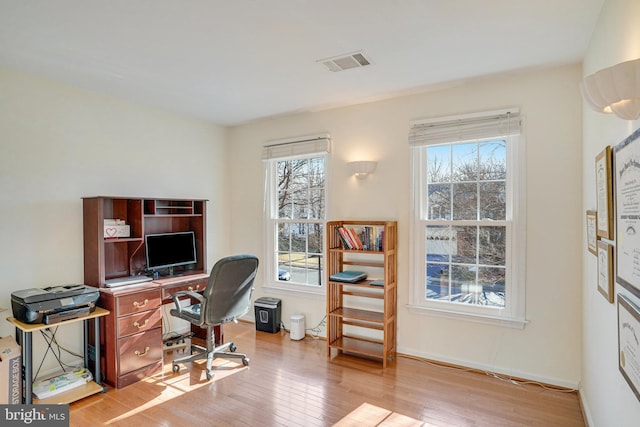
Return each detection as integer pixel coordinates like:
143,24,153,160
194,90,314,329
104,276,153,288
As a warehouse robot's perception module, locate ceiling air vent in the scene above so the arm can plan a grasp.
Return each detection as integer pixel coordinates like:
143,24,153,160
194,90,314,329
319,51,372,72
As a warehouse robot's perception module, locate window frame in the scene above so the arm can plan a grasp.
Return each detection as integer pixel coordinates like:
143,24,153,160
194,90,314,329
408,110,527,328
262,137,330,296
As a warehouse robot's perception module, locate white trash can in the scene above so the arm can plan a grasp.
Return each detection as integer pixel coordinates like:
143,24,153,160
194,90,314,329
290,314,305,340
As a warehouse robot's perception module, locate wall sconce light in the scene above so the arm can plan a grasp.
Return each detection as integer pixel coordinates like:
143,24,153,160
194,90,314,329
348,161,377,179
580,58,640,120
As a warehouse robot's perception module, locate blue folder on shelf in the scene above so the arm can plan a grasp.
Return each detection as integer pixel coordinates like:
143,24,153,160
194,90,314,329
330,271,367,283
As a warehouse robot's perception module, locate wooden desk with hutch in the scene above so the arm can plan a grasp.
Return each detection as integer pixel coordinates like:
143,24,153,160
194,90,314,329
83,196,214,388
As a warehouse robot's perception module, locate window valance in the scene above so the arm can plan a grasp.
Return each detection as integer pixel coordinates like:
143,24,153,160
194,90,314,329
409,109,521,146
262,135,331,160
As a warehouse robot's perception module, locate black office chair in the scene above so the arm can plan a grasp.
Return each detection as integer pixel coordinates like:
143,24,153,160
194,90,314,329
169,254,259,380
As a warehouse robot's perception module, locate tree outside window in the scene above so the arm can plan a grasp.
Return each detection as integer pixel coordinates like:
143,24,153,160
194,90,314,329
425,140,507,308
275,157,325,286
410,110,524,326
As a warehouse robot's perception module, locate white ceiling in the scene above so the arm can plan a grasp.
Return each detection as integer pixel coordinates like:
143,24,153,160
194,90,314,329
0,1,604,126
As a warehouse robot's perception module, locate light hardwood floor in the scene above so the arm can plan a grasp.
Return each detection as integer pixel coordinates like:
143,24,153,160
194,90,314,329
70,322,585,426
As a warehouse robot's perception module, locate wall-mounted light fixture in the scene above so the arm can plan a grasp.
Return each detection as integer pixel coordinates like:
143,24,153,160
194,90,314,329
348,161,377,179
580,58,640,120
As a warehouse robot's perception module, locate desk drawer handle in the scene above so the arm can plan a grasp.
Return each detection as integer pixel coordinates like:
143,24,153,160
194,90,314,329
135,346,150,357
133,319,149,329
188,285,200,291
133,299,149,308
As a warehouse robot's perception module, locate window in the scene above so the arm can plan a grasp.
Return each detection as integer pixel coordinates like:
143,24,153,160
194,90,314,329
409,110,526,327
263,136,330,294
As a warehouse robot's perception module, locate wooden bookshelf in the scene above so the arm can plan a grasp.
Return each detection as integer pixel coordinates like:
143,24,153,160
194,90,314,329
326,220,397,367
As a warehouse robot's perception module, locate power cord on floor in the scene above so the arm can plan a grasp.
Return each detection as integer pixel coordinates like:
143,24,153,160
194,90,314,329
279,315,327,339
162,331,185,342
34,328,84,381
305,315,326,339
485,371,578,393
279,321,289,335
397,353,578,393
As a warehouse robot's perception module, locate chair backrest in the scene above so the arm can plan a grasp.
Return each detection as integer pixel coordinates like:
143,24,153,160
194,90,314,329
201,254,259,325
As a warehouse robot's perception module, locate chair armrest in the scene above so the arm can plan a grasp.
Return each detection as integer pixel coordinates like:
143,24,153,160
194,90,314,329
170,290,204,313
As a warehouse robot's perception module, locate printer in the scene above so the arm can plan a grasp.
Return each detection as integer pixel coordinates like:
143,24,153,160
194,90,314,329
11,285,99,325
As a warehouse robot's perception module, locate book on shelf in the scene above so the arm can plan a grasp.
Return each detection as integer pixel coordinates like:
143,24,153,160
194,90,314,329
361,226,384,251
369,280,384,287
349,227,364,250
329,271,367,283
337,227,355,249
335,225,386,251
32,367,93,399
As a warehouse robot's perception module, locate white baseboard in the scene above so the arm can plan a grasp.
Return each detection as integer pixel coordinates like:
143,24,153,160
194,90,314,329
578,389,594,427
396,345,581,390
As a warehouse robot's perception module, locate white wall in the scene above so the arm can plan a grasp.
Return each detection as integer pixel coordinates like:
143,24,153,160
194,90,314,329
229,64,583,387
581,1,640,425
0,67,230,370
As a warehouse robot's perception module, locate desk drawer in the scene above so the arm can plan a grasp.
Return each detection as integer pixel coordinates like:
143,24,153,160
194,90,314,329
161,279,207,302
118,328,163,375
117,289,162,316
118,308,162,337
117,360,163,389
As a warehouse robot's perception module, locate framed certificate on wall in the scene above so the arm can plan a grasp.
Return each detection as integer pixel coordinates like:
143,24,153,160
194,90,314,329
618,294,640,402
597,240,614,303
615,128,640,298
596,146,613,239
586,210,597,255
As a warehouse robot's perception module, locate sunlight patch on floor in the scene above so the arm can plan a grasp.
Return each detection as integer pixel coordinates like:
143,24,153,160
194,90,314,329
105,358,246,424
333,402,431,427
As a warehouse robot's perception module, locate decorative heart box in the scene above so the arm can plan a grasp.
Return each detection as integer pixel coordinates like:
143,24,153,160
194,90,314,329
104,219,130,238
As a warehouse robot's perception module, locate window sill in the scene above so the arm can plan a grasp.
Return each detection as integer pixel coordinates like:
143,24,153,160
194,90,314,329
262,282,326,299
406,304,527,329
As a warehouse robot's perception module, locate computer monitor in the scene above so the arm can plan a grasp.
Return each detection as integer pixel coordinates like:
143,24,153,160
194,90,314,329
145,231,197,275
